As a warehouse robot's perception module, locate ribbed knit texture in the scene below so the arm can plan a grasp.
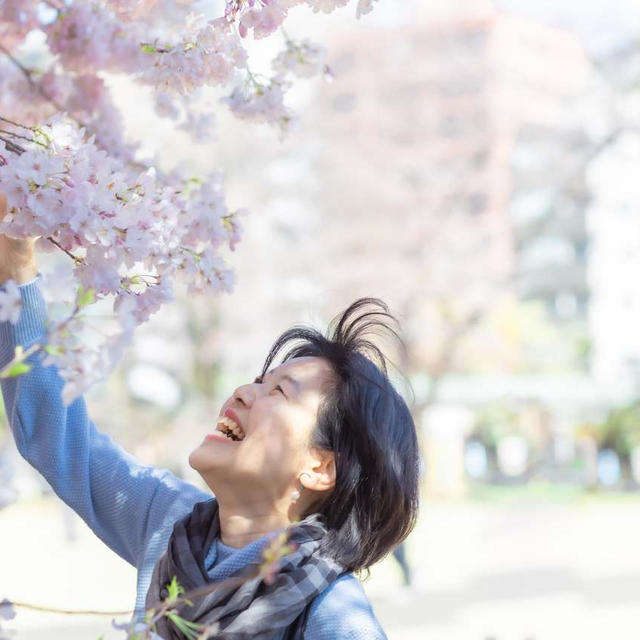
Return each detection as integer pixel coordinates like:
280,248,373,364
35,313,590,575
0,280,387,640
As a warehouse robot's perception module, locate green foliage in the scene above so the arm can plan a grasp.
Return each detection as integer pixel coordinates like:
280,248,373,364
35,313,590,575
44,344,63,356
76,285,95,309
32,126,52,148
594,402,640,457
158,577,204,640
0,362,31,378
165,612,204,640
472,403,520,448
165,576,186,605
0,346,34,379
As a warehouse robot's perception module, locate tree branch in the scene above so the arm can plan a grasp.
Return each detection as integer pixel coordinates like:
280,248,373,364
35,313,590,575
0,134,25,155
0,128,37,145
0,115,32,131
0,42,65,113
46,237,85,264
7,600,133,617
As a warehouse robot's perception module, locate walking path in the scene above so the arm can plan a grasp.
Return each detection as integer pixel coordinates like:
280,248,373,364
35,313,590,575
1,493,639,639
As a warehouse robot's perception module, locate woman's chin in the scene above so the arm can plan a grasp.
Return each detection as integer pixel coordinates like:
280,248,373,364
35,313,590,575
188,441,228,473
188,444,213,472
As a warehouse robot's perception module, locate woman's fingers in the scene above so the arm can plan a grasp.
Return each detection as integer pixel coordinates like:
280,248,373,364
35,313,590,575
0,193,38,284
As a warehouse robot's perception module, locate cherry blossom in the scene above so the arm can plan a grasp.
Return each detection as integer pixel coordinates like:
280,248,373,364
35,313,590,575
356,0,379,18
224,80,294,134
103,0,160,22
139,14,247,96
0,0,382,403
239,3,288,40
45,3,146,75
306,0,351,13
273,39,328,79
0,0,40,48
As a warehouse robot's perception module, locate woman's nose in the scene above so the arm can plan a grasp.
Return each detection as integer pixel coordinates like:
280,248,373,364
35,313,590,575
233,382,258,407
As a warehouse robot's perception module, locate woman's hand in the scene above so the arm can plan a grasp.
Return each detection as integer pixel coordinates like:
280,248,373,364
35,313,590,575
0,193,38,285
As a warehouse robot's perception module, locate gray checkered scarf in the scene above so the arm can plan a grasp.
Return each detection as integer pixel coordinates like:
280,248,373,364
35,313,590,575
145,499,344,640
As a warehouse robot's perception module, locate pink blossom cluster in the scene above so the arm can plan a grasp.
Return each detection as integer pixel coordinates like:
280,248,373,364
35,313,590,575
0,115,239,402
0,0,40,48
104,0,197,22
0,59,53,128
2,0,377,139
227,0,376,39
0,0,381,401
272,39,328,79
103,0,161,22
222,36,329,134
224,81,294,134
45,2,148,75
139,14,247,96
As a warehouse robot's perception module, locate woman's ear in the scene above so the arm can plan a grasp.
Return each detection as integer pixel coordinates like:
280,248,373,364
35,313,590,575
300,449,336,492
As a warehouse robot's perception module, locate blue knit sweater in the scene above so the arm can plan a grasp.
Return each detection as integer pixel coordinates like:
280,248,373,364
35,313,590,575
0,280,387,639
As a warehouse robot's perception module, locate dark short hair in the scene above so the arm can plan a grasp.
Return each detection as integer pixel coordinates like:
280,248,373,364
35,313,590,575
260,298,420,572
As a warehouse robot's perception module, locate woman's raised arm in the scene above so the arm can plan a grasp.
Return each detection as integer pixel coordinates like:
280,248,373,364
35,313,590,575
0,196,209,569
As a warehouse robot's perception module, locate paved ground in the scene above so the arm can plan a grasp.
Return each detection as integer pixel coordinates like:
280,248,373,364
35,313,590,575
1,491,640,640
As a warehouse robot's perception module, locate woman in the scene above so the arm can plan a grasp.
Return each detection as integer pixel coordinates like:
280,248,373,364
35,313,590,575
0,214,420,639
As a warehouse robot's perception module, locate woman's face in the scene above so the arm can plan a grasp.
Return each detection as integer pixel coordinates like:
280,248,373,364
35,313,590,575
189,356,335,503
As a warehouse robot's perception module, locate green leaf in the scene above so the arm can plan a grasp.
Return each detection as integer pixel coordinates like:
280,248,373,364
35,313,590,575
44,344,62,356
165,612,203,640
76,286,95,308
165,576,185,603
32,127,52,147
0,362,31,379
141,44,156,53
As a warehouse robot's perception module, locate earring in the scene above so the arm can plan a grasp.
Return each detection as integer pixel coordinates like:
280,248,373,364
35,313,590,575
290,473,310,503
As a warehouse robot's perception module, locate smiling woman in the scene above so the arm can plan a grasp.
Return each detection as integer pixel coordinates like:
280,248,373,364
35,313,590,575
0,229,419,639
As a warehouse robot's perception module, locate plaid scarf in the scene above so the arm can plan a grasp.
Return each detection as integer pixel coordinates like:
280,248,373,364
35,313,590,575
145,499,343,640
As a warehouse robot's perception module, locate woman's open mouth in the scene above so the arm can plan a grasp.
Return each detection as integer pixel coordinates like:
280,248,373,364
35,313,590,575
215,415,246,441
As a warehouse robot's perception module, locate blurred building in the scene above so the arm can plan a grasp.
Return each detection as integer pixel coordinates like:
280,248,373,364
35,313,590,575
313,1,594,324
583,43,640,387
217,2,595,379
587,132,640,386
504,24,593,321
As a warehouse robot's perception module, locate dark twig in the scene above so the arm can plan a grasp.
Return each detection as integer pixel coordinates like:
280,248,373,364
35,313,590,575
46,237,85,264
7,600,133,617
0,114,32,131
0,128,36,144
0,134,25,155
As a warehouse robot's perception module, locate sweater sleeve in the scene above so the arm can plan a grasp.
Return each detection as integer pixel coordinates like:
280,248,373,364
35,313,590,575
304,574,388,640
0,279,210,568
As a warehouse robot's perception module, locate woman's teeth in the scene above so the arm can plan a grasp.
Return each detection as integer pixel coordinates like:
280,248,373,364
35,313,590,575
216,415,245,441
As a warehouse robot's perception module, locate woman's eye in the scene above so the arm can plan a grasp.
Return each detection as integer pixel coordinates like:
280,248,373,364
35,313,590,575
275,385,285,396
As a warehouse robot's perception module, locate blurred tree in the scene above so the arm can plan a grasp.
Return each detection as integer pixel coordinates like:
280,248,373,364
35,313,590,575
594,403,640,462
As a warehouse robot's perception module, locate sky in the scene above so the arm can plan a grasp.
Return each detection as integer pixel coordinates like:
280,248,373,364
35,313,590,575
496,0,640,55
